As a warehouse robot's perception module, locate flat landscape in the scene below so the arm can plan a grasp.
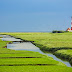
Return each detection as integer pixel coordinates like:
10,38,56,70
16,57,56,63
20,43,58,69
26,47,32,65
0,32,72,72
1,0,72,72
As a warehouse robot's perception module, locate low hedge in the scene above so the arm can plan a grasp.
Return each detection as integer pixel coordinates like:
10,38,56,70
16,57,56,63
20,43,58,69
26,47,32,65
52,30,68,33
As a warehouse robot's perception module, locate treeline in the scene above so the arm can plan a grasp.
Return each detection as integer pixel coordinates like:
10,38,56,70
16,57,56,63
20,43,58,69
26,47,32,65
52,30,68,33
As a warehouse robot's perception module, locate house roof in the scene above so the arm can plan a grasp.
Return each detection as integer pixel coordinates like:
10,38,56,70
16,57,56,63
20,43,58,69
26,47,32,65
66,28,71,31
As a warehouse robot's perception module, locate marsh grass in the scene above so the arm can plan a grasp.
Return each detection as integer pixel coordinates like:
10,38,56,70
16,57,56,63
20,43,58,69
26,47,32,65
0,33,72,72
0,66,72,72
54,50,72,66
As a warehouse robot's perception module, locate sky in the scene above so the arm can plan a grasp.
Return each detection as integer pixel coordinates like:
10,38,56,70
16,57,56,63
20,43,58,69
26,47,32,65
0,0,72,32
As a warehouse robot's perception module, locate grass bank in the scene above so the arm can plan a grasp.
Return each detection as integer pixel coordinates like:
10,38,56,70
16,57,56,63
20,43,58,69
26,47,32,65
1,39,71,72
1,33,72,56
54,50,72,65
0,32,72,71
1,32,72,51
0,66,72,72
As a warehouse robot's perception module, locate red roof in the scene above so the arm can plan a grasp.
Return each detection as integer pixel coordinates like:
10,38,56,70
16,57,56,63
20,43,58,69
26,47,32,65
66,28,71,31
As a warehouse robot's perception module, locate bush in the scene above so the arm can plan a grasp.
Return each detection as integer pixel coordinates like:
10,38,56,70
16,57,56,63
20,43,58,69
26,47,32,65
52,30,65,33
52,30,58,33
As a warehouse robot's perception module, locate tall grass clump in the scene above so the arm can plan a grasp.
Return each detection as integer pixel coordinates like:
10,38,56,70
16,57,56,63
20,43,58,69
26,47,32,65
54,50,72,66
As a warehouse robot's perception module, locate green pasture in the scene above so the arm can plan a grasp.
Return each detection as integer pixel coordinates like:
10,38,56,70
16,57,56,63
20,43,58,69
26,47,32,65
0,37,2,38
0,66,72,72
54,50,72,65
0,39,69,72
0,32,72,72
55,50,72,57
0,52,45,57
0,57,60,65
1,32,72,50
0,39,11,48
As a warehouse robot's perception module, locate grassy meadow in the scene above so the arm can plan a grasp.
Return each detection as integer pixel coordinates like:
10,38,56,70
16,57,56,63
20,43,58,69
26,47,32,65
1,32,72,49
0,39,71,72
54,49,72,65
0,32,72,72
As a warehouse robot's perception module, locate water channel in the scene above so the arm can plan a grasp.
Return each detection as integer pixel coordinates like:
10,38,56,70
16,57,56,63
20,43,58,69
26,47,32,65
0,35,71,67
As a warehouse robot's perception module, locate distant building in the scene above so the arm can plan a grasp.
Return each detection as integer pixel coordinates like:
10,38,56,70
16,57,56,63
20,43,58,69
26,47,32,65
66,28,71,31
66,17,72,32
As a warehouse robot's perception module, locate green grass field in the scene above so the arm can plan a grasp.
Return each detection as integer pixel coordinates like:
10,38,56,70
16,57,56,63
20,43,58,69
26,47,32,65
0,66,72,72
0,32,72,72
1,32,72,50
0,39,69,72
54,50,72,65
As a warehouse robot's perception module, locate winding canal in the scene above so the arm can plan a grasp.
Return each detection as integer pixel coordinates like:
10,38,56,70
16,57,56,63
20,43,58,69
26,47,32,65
0,35,71,67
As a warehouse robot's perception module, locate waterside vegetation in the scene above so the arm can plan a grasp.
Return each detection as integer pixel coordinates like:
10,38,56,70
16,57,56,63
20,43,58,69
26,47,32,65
0,39,71,72
54,50,72,65
0,32,72,72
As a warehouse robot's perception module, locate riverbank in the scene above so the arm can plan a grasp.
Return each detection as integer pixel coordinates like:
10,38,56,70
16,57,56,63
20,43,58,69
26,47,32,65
0,35,71,67
0,36,72,72
1,32,72,66
0,33,72,72
54,50,72,65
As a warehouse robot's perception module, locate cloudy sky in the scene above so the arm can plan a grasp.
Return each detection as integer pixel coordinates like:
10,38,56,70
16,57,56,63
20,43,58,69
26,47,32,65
0,0,72,32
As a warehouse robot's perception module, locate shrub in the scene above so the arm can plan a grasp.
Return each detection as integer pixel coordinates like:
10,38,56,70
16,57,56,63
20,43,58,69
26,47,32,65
52,30,58,33
52,30,66,33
